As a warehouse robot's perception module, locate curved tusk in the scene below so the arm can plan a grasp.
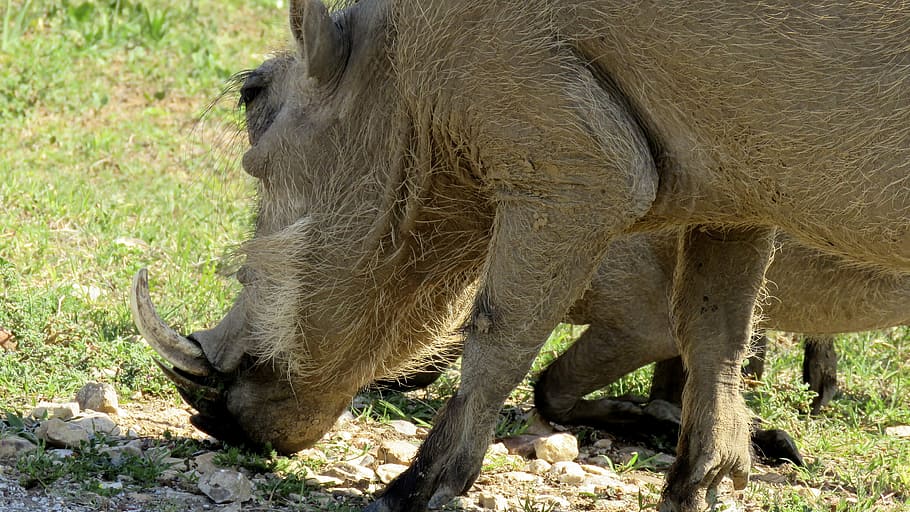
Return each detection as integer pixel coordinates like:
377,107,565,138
153,359,221,402
130,269,211,376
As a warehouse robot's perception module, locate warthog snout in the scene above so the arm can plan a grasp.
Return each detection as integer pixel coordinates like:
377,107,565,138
130,268,349,454
130,269,254,447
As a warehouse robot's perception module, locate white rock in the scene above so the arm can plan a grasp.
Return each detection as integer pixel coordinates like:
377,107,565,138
487,442,509,457
885,425,910,438
193,452,220,475
537,495,571,509
502,471,541,483
198,469,252,504
71,412,120,436
376,464,409,484
0,435,37,460
322,462,376,484
30,402,80,421
550,461,587,484
582,464,616,477
101,440,143,466
306,474,344,487
36,418,90,448
477,491,509,511
534,433,579,463
76,382,120,415
388,420,418,436
99,481,123,491
585,473,626,493
335,410,356,428
47,448,75,459
525,459,552,475
379,439,418,465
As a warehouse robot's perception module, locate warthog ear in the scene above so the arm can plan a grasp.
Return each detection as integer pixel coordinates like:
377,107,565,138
289,0,345,84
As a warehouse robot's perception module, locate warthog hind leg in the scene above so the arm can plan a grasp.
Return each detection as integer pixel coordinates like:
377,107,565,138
803,335,838,415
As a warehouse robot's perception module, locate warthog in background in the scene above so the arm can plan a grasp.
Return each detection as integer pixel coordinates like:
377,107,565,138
533,231,910,438
131,1,909,510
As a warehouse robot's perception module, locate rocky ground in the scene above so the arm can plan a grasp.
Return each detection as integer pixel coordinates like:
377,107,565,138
0,382,813,512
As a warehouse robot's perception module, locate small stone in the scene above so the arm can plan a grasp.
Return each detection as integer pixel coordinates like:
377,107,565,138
47,448,76,459
71,412,120,437
331,487,364,497
322,462,376,484
198,469,252,504
594,498,629,511
36,418,90,448
193,452,220,475
501,471,541,483
218,503,243,512
582,464,617,477
378,439,418,465
534,433,579,463
101,440,143,466
350,453,375,467
335,410,356,428
616,446,655,465
592,439,613,451
76,382,120,415
298,447,327,463
524,459,551,475
477,491,509,511
157,469,182,482
99,481,123,491
310,492,337,508
537,495,571,509
587,454,614,468
885,425,910,438
449,496,474,509
376,463,409,484
31,402,80,421
0,435,37,460
306,474,344,487
487,442,509,457
388,420,418,436
525,409,556,435
585,473,626,493
550,461,586,484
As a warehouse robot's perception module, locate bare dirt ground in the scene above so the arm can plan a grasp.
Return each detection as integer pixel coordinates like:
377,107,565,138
0,393,823,512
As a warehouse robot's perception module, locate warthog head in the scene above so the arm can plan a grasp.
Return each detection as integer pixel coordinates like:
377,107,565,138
132,0,486,453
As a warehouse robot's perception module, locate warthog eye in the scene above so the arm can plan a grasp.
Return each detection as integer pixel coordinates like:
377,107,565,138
238,72,268,109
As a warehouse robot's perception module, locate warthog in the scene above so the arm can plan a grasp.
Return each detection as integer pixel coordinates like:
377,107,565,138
131,1,909,510
534,231,910,438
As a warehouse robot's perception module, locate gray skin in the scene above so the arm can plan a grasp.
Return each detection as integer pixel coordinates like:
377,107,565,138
130,2,910,511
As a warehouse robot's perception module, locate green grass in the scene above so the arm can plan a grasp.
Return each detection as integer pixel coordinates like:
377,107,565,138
1,1,909,511
0,0,285,408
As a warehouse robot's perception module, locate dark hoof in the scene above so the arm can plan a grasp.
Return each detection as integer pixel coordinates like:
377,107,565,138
752,428,805,466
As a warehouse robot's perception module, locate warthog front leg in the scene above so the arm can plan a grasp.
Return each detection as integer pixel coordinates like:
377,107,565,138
368,201,651,511
661,226,774,512
366,84,657,510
